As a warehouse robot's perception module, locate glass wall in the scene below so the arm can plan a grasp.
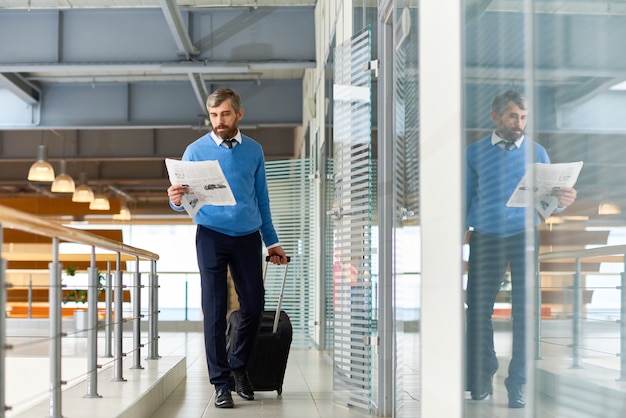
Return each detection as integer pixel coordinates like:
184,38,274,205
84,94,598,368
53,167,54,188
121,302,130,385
463,2,626,417
391,2,420,418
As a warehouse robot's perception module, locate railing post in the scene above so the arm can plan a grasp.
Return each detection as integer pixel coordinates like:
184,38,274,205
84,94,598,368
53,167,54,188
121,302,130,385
104,262,113,358
0,225,8,417
131,257,143,370
184,276,188,321
84,246,101,398
27,278,32,319
111,253,126,382
147,260,160,360
619,255,626,381
571,257,583,369
49,237,63,418
535,266,542,360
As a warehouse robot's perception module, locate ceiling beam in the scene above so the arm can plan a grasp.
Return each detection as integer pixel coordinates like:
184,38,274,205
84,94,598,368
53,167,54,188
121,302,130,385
159,0,199,59
188,72,209,113
0,61,314,74
0,72,40,104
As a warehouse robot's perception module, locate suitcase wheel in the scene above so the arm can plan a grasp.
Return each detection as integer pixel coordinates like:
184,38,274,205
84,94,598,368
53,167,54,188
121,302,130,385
277,386,282,395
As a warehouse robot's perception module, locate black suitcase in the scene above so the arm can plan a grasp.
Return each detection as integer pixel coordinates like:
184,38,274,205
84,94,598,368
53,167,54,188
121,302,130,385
226,256,292,394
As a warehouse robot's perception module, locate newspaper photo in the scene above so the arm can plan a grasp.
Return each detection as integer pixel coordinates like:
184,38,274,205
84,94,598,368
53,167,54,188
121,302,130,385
165,158,236,217
506,161,583,219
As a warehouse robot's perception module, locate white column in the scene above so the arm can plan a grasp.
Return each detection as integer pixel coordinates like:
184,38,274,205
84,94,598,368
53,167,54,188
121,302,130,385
419,1,464,417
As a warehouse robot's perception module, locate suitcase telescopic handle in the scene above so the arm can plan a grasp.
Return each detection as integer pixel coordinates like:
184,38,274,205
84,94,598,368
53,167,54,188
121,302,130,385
264,256,290,334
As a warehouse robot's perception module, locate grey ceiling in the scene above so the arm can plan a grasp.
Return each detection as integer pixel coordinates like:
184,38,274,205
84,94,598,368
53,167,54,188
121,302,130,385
3,1,626,222
0,1,315,218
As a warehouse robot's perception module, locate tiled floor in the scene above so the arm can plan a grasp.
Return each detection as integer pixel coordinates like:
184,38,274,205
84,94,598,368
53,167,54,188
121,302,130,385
151,333,376,418
5,320,626,418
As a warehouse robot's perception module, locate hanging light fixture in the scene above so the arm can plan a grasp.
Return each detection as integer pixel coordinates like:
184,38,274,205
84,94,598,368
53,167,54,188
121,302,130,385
72,172,94,203
598,201,621,215
89,187,110,211
51,160,76,193
113,201,132,220
27,144,55,182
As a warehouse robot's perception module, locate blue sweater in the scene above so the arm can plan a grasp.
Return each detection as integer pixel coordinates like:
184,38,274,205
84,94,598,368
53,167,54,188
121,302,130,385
466,135,550,237
171,132,279,247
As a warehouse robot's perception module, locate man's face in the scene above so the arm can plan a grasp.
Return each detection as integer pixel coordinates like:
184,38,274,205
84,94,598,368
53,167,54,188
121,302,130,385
491,101,527,142
208,99,243,140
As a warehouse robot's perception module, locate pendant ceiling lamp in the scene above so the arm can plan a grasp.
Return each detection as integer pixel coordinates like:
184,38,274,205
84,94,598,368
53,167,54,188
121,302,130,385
27,144,55,182
89,188,110,211
113,201,132,220
598,201,621,215
72,172,94,203
51,160,76,193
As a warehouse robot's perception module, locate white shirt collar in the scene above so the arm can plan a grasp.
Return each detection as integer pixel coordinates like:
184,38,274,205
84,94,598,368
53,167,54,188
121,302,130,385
210,130,242,146
491,131,524,149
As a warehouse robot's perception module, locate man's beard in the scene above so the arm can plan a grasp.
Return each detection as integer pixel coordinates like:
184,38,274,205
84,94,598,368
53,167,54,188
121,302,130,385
499,128,523,142
214,125,237,140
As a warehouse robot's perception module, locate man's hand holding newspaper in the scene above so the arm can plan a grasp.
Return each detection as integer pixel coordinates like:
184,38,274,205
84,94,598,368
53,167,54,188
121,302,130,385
506,161,583,219
165,158,236,217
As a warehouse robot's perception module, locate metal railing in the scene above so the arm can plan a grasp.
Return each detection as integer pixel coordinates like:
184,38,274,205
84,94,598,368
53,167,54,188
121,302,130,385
0,204,160,418
538,244,626,380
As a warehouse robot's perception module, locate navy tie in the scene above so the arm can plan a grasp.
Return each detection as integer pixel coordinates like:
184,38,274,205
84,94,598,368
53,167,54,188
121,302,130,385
499,140,516,150
223,139,235,149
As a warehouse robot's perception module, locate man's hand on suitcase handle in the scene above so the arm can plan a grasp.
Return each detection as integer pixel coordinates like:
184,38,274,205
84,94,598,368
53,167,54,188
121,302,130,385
266,245,288,265
265,249,290,265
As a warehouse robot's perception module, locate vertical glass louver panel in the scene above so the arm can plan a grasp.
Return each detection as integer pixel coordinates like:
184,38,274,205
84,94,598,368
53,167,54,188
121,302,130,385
394,5,420,417
324,154,336,351
395,8,419,225
265,158,315,349
332,27,374,412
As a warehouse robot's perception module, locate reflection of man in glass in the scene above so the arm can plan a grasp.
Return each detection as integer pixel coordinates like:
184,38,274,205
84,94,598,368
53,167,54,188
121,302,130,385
465,90,577,408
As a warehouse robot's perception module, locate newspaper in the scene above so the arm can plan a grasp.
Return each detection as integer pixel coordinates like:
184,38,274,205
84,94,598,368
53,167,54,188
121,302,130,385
165,158,236,217
506,161,583,219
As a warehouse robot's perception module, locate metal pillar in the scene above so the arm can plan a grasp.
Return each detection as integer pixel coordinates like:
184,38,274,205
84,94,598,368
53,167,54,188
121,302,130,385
111,253,126,382
571,258,583,369
131,257,143,370
48,237,63,418
104,262,113,358
84,246,101,398
619,257,626,381
147,260,159,360
0,226,8,417
27,278,32,319
535,267,543,360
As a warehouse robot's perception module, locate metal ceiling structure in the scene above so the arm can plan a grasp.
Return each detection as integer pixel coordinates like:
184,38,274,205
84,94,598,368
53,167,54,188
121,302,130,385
2,0,626,224
0,1,315,219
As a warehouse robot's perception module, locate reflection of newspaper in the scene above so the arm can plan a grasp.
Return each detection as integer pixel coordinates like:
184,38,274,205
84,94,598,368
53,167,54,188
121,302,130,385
506,161,583,219
165,158,236,217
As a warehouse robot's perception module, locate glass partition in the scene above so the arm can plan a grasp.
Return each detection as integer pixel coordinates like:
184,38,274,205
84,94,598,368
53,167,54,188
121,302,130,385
391,3,420,418
463,2,626,417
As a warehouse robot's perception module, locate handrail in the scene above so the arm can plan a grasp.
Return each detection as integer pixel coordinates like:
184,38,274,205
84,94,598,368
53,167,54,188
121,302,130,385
539,244,626,262
0,204,161,417
538,243,626,380
0,204,158,261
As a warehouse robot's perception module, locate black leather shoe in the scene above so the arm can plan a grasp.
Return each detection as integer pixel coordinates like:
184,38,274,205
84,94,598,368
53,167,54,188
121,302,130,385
232,369,255,401
215,388,234,408
505,379,525,408
470,371,494,401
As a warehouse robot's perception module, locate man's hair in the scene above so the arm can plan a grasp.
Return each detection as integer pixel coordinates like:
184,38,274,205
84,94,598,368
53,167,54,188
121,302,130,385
206,88,242,113
492,90,526,115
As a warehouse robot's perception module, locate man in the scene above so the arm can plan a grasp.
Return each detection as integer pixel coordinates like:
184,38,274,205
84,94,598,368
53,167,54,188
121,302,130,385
167,88,288,409
465,90,576,408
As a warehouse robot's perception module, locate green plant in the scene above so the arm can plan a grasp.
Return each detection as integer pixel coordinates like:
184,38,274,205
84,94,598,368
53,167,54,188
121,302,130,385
62,288,88,304
61,270,105,304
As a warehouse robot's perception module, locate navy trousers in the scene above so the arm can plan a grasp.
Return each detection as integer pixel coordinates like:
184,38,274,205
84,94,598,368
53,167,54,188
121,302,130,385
195,225,264,390
466,231,536,390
